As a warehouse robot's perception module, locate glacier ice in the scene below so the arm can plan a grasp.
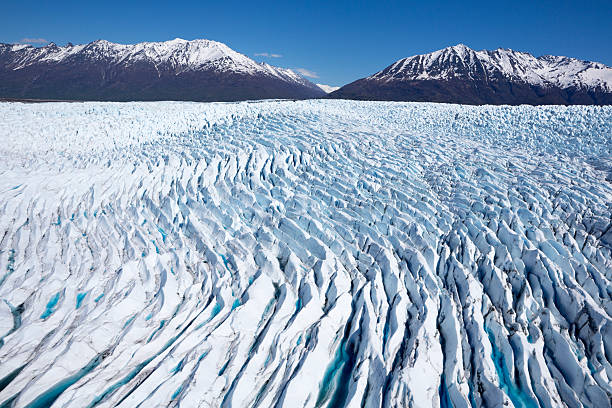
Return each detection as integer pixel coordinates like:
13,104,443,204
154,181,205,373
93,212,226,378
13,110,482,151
0,100,611,407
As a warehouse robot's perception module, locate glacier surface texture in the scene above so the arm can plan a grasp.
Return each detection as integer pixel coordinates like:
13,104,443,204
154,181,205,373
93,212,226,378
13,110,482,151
0,100,611,408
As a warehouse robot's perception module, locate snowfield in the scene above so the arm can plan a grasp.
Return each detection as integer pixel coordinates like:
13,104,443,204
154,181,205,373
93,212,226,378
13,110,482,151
0,100,611,408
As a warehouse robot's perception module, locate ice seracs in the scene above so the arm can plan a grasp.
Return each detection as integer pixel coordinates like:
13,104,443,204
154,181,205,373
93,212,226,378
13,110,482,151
0,100,611,407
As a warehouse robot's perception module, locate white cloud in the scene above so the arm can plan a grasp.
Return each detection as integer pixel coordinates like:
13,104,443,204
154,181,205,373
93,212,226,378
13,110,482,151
18,37,49,44
254,52,282,58
295,68,319,79
316,84,340,93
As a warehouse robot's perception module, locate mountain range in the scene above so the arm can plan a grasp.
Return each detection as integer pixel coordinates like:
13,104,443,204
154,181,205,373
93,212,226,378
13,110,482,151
1,40,612,104
329,44,612,105
0,38,325,101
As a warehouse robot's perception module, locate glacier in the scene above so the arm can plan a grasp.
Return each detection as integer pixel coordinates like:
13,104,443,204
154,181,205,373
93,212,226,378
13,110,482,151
0,100,611,408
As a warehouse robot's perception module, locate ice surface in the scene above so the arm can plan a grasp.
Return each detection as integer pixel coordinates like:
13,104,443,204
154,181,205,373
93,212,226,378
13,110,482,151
0,100,611,407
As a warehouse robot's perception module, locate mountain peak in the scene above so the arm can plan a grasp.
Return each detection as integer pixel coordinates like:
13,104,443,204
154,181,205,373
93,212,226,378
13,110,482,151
447,43,472,53
368,45,612,91
442,43,475,60
332,45,612,104
5,38,267,75
0,38,325,101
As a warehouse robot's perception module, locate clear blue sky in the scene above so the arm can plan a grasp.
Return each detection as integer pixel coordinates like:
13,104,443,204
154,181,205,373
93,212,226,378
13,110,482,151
2,0,611,86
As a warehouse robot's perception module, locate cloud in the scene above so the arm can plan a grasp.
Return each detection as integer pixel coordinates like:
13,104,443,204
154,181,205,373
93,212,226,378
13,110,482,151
18,37,49,44
254,52,282,58
295,68,319,79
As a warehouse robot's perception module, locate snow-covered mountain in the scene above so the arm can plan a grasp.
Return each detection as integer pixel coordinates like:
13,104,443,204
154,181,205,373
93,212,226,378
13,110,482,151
0,100,611,407
0,38,325,101
330,44,612,104
316,83,340,93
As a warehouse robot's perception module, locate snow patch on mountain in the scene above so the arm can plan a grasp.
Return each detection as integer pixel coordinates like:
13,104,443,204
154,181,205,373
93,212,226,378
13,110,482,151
316,84,340,93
